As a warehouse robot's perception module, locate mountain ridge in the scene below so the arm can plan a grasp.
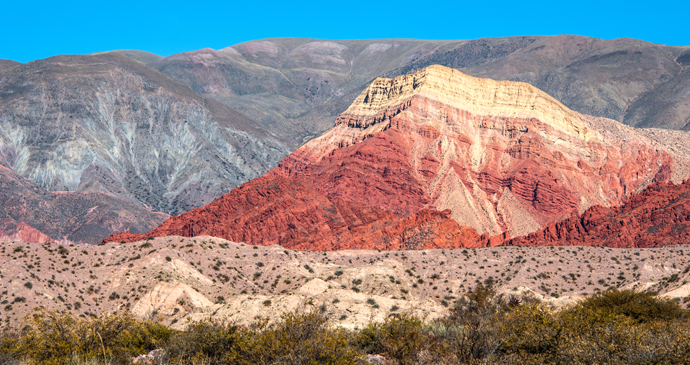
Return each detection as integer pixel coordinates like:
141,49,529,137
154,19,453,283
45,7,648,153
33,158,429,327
0,52,289,217
147,35,690,148
106,65,690,249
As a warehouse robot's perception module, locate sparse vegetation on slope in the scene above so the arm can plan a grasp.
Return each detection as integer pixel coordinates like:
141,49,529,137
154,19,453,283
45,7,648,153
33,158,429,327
1,237,690,331
0,288,689,364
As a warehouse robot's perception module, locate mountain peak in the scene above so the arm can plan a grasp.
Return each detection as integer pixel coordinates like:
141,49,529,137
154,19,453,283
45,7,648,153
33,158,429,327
337,64,595,142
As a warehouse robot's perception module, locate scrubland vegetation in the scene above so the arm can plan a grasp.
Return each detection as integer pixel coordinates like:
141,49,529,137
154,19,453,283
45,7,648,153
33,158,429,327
0,286,689,365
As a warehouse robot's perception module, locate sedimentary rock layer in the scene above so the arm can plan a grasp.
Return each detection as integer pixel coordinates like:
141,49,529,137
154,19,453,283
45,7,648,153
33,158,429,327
106,65,690,249
501,179,690,248
278,65,690,237
107,175,482,250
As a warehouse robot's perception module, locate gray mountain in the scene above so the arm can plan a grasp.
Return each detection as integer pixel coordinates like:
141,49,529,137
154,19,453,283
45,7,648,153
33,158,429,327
0,59,21,71
147,36,690,148
108,50,163,65
0,52,289,220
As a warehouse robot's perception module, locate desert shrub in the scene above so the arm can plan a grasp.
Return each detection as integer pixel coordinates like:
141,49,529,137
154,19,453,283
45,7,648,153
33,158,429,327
163,319,240,364
429,282,505,363
354,314,425,365
16,310,172,365
543,290,690,364
165,311,359,365
499,302,559,358
575,289,688,323
0,327,19,364
227,311,360,365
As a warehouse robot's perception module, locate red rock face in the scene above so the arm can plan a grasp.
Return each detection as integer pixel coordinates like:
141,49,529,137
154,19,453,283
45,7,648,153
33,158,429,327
279,90,687,238
0,220,52,243
105,65,690,250
106,175,481,250
499,180,690,248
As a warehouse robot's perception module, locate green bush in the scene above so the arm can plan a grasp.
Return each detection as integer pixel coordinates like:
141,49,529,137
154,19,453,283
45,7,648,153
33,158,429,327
16,309,172,365
354,314,425,365
575,289,687,323
0,288,688,364
165,311,360,365
163,319,240,364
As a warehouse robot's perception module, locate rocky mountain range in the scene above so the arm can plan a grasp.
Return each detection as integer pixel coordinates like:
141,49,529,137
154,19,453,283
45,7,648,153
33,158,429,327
1,35,690,246
106,65,690,249
0,53,288,242
145,36,690,148
2,35,690,331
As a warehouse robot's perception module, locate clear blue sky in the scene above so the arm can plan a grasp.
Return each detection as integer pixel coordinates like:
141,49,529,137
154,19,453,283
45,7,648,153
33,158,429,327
2,0,688,63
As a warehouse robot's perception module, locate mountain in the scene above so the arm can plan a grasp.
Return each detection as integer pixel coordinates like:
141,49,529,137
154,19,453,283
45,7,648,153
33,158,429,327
146,36,690,148
0,59,20,71
0,52,289,222
0,164,166,243
106,65,690,248
501,179,690,248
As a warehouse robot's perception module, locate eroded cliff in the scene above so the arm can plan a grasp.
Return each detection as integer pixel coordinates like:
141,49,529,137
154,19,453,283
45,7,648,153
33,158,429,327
106,65,690,249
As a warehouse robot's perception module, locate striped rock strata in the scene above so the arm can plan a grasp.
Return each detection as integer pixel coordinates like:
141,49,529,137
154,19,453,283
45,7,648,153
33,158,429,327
277,65,690,237
106,65,690,248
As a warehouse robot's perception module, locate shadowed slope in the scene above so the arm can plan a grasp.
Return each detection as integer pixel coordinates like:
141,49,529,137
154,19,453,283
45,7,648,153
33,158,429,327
0,53,288,217
0,165,167,243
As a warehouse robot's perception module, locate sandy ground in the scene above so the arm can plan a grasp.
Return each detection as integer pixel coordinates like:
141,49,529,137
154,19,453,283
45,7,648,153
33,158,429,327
0,236,688,329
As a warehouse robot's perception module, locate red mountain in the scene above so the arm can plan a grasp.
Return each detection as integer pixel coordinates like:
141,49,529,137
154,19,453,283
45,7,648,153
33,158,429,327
500,179,690,248
106,174,483,250
105,65,690,249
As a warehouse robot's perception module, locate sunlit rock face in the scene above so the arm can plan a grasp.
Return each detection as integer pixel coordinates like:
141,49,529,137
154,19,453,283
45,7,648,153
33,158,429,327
0,53,289,217
279,65,690,238
106,65,690,249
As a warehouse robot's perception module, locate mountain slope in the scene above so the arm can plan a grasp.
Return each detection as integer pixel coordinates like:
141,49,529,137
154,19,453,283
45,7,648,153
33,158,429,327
107,174,480,250
0,52,289,218
277,65,690,237
147,36,690,148
503,179,690,248
106,66,690,248
0,59,20,71
0,164,166,243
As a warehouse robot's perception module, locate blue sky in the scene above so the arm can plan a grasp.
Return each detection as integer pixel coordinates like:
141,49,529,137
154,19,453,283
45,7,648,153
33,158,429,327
2,0,688,63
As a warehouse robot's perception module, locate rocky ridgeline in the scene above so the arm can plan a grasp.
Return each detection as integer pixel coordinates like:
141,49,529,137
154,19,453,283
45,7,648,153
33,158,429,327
0,53,288,243
149,36,690,148
107,65,690,249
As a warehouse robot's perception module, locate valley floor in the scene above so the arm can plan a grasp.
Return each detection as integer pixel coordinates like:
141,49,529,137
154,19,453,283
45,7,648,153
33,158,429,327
0,237,688,329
